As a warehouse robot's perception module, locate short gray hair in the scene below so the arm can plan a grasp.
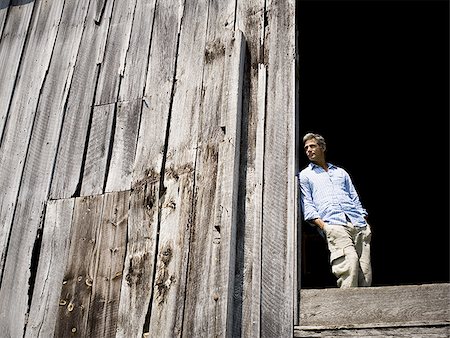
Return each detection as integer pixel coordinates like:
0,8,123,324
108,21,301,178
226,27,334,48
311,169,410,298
303,132,326,151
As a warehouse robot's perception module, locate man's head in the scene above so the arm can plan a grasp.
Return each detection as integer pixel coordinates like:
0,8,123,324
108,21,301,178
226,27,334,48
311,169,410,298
303,133,326,164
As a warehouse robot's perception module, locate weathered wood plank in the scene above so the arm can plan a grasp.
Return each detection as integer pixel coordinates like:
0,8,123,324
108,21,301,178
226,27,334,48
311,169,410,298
117,0,156,103
295,324,450,337
298,283,450,328
50,0,114,199
55,195,104,337
249,62,266,337
0,1,90,331
132,0,182,183
25,199,75,338
181,0,240,332
86,191,129,337
115,185,159,338
104,0,157,193
116,1,183,336
0,0,34,138
234,1,266,336
105,100,142,193
0,4,66,334
210,29,245,336
147,1,209,336
0,1,11,38
0,0,35,283
80,103,115,196
0,2,90,336
260,0,296,337
95,0,136,106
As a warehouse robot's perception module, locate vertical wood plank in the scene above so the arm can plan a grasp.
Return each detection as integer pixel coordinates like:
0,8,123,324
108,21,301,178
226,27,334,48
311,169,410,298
86,191,129,337
181,0,240,333
147,1,209,336
250,62,267,337
0,0,34,138
115,185,159,338
132,0,183,183
181,1,233,335
210,29,245,337
116,1,184,336
260,0,296,337
234,1,266,336
80,103,115,196
50,0,114,199
105,100,141,193
95,0,136,106
55,195,104,337
25,198,75,338
117,0,156,103
105,0,157,192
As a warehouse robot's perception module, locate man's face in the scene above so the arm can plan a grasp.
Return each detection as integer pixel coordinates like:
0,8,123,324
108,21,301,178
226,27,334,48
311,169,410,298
304,139,324,163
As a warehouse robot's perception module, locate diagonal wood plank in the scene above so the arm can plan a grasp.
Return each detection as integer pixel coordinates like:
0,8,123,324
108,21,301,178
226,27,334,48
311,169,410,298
105,99,142,193
50,0,114,199
0,1,12,47
117,0,156,103
95,0,136,106
0,0,34,138
80,103,115,196
105,0,157,193
25,199,75,338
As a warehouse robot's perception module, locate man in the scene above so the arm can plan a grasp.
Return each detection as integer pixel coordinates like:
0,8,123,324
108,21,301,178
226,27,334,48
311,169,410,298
299,132,372,288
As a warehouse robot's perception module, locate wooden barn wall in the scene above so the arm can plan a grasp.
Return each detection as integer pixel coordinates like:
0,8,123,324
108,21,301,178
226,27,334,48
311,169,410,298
0,0,296,337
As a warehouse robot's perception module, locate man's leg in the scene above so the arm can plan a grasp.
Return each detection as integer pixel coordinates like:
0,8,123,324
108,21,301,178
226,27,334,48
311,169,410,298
355,224,372,286
324,224,359,288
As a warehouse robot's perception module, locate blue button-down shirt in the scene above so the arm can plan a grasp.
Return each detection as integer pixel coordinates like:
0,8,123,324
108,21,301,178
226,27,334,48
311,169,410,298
299,162,368,226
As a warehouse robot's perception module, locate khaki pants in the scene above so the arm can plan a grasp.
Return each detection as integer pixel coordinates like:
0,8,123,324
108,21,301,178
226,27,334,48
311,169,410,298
324,222,372,288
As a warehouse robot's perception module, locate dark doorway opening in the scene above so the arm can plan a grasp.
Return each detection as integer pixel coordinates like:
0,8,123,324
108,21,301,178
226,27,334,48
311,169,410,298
297,0,449,288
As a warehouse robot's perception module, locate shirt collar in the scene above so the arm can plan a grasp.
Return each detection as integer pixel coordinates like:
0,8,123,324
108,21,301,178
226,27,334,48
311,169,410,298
309,162,336,170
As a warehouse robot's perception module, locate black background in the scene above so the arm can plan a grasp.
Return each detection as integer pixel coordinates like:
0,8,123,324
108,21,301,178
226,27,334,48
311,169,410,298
297,0,449,287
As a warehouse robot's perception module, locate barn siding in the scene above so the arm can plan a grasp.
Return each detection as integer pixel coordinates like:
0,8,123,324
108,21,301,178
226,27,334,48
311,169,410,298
0,1,296,337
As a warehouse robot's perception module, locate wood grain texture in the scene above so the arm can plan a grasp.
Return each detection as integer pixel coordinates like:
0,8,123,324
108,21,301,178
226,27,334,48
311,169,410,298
0,2,89,336
296,283,450,337
50,0,114,199
181,0,241,332
260,0,296,337
0,0,34,138
55,195,104,337
147,1,209,336
105,99,141,193
132,0,182,184
234,1,266,336
117,0,156,103
86,191,129,337
0,1,11,38
0,0,60,287
115,186,158,338
25,199,75,338
299,283,450,328
81,103,115,196
95,0,136,106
